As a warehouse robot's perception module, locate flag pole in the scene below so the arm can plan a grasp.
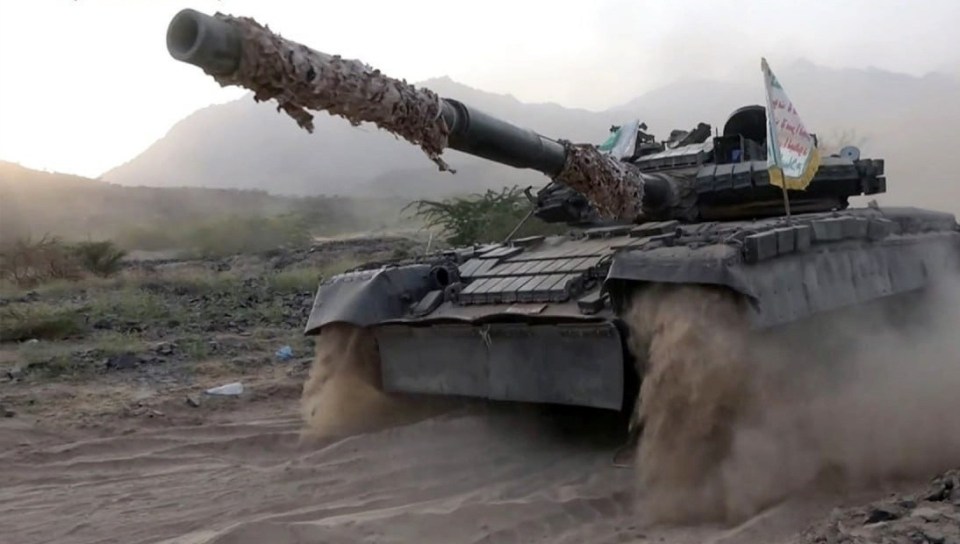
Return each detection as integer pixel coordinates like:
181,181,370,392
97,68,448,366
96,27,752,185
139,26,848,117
762,57,794,225
779,167,792,223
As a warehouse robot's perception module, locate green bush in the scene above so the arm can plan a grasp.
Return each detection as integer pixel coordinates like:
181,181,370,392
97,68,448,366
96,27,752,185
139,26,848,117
406,186,566,246
71,240,127,277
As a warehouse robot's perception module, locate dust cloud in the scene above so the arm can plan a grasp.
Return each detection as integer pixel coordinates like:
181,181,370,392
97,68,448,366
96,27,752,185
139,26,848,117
300,323,450,440
299,269,960,527
625,273,960,525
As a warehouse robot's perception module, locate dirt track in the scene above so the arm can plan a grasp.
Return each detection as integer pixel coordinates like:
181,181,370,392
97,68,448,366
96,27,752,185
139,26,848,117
0,395,905,544
2,248,957,544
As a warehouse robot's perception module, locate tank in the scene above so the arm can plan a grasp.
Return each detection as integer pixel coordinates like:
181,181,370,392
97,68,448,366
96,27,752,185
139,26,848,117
165,9,960,417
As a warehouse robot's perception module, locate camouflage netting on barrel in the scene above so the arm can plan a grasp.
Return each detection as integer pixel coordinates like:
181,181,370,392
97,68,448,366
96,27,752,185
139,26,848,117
207,13,454,171
175,10,700,223
553,142,646,222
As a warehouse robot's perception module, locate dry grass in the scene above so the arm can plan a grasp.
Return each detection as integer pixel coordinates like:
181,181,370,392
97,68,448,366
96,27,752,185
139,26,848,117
0,250,363,380
0,303,86,342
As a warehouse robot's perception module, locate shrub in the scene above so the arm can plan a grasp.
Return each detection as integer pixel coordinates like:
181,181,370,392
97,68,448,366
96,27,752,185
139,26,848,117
0,236,129,287
0,236,83,287
406,186,566,246
71,240,127,277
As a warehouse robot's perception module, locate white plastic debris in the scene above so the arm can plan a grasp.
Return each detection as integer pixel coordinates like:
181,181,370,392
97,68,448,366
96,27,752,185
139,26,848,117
204,382,244,396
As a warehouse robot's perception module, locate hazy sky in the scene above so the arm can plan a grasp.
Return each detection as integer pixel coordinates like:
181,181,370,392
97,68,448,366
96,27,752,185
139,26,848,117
1,0,958,178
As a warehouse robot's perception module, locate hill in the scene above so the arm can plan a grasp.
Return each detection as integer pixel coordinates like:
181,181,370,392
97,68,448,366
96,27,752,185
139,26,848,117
101,77,623,199
0,161,412,249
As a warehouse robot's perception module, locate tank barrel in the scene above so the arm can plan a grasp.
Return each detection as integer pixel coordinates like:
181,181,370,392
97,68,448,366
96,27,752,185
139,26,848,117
164,9,686,222
166,9,242,76
166,9,568,176
441,100,567,176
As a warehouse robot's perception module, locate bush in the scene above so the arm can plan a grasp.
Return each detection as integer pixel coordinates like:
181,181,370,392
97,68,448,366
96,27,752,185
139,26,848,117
0,236,128,287
0,236,83,287
71,240,127,277
406,186,566,246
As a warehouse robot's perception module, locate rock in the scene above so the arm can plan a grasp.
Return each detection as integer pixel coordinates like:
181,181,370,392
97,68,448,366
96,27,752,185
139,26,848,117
114,321,143,333
132,389,156,403
104,352,139,371
92,318,114,330
137,355,161,365
275,345,294,361
911,506,945,520
205,382,244,396
1,405,15,418
865,506,901,524
185,395,201,408
925,471,958,502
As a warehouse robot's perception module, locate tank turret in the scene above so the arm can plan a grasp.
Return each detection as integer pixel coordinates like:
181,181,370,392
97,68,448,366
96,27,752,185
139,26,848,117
165,9,884,225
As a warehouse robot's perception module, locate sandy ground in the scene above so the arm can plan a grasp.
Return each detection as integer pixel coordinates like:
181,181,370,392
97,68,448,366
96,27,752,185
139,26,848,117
2,272,956,544
0,384,907,544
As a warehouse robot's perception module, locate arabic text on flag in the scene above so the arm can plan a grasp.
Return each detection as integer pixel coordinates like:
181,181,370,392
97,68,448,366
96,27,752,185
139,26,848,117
762,57,820,191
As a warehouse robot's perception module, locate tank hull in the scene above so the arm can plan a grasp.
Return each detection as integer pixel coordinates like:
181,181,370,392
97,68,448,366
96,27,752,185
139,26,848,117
306,206,960,411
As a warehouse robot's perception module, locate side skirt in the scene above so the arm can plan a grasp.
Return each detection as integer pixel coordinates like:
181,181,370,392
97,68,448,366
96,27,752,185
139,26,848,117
373,321,625,411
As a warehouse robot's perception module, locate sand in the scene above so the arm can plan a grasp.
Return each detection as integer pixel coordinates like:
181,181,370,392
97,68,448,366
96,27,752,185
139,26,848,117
2,279,957,543
3,396,898,544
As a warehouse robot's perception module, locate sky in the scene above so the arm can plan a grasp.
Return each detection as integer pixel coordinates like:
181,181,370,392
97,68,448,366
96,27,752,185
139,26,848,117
0,0,958,178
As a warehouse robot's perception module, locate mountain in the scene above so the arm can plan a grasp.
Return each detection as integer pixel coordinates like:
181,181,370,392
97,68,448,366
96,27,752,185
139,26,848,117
103,63,960,214
104,77,622,199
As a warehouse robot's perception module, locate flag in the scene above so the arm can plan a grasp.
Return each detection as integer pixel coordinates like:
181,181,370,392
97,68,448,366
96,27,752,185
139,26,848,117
762,57,820,191
598,119,640,160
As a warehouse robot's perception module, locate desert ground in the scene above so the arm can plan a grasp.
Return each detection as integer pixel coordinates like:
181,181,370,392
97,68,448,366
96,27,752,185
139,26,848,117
1,236,958,544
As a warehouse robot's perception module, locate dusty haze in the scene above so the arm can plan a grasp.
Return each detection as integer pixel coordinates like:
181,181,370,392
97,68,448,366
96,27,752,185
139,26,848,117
625,267,960,524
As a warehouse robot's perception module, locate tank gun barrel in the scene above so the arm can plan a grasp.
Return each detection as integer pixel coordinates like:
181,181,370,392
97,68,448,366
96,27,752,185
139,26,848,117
166,8,683,222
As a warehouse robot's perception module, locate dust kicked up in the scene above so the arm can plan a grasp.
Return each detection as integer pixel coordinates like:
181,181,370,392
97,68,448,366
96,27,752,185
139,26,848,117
623,275,960,525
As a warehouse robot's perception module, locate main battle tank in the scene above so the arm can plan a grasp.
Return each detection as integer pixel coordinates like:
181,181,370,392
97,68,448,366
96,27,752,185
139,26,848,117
166,9,960,417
